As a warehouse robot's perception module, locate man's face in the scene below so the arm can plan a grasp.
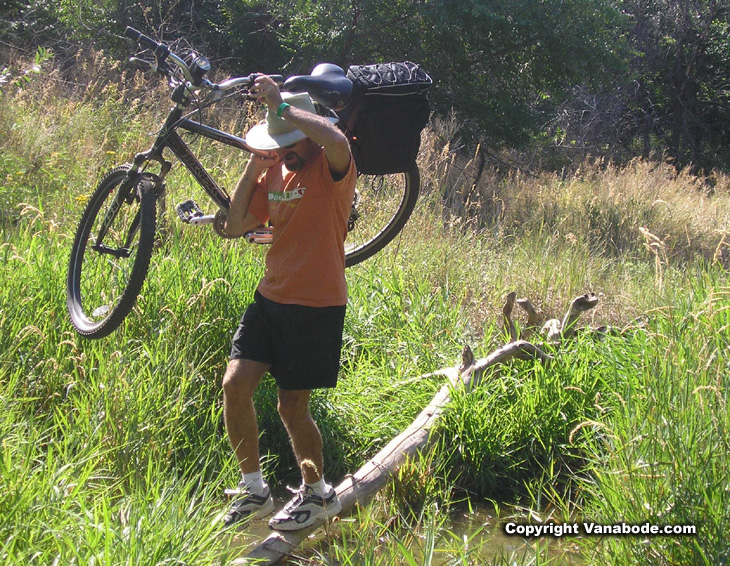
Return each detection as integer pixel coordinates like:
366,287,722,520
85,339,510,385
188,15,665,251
275,139,308,171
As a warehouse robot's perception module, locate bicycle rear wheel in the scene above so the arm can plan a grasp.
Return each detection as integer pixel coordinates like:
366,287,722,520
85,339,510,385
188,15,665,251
344,165,420,267
67,165,157,339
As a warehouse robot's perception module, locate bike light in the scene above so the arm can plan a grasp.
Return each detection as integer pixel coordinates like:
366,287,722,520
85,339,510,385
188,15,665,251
193,55,211,72
190,55,211,86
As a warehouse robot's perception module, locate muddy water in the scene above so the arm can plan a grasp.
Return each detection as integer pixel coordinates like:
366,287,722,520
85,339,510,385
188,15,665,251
227,504,585,564
444,506,585,564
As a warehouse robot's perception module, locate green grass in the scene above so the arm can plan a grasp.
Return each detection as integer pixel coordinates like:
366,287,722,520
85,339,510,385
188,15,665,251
575,273,730,565
2,53,730,565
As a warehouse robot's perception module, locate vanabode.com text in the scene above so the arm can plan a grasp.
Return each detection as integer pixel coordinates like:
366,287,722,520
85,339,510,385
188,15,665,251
504,522,697,538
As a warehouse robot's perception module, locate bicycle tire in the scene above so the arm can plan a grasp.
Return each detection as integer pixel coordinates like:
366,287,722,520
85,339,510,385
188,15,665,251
344,165,420,267
67,165,157,339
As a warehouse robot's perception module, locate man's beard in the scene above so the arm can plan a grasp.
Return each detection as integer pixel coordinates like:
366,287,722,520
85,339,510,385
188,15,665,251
283,152,306,171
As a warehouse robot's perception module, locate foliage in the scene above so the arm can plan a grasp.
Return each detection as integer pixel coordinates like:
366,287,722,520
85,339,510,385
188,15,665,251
1,44,730,564
3,0,730,170
0,0,618,153
0,46,52,92
216,0,625,147
629,0,730,170
551,0,730,171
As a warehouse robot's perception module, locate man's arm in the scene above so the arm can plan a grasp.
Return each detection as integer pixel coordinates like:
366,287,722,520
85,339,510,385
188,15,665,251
251,76,351,177
224,153,275,237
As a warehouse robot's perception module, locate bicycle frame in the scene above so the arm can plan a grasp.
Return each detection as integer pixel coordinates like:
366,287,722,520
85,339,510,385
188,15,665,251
95,102,257,251
68,25,424,340
137,105,263,210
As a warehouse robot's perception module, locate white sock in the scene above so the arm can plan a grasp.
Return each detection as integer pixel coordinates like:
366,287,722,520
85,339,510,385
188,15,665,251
306,478,333,497
242,470,267,495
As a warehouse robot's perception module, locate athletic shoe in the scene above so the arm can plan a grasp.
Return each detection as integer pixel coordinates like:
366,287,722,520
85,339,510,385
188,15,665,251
223,483,275,527
268,485,342,531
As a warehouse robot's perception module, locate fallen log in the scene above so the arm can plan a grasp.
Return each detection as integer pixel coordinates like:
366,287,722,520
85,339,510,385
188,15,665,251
235,340,552,564
234,292,601,564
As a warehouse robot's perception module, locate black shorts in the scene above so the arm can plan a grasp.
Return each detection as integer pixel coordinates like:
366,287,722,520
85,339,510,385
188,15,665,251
230,291,346,390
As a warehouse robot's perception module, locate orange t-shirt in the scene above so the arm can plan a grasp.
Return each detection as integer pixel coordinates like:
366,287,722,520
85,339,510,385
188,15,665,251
248,148,357,307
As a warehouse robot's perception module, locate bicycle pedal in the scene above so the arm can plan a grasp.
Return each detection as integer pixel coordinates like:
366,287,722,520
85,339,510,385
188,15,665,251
176,199,204,224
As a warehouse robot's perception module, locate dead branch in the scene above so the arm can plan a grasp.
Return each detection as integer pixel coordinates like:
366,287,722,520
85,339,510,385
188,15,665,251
235,292,600,564
516,297,541,327
502,291,517,342
534,292,600,343
560,293,599,338
235,340,551,564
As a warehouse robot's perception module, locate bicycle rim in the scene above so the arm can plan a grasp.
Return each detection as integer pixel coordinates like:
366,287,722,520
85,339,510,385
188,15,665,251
344,166,420,267
67,166,157,338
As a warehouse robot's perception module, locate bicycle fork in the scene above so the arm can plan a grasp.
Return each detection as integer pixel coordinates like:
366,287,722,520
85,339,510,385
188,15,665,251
93,170,162,258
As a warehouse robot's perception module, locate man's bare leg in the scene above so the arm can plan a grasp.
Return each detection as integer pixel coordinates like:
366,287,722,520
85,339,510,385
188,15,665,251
268,387,341,531
277,388,324,484
222,358,269,474
221,358,275,526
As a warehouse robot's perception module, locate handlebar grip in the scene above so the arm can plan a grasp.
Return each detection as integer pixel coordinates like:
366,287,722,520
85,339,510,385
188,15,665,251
124,26,160,51
248,73,284,86
124,26,141,40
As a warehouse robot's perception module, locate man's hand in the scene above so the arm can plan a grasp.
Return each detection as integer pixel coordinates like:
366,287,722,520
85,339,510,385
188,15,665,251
248,150,280,174
224,149,277,237
250,75,283,112
249,74,352,178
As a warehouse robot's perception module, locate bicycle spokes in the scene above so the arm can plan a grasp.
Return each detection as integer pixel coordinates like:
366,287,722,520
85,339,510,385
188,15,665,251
67,166,157,338
344,168,420,267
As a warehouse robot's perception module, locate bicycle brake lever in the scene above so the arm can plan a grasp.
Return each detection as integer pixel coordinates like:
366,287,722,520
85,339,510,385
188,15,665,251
128,57,156,72
156,61,173,77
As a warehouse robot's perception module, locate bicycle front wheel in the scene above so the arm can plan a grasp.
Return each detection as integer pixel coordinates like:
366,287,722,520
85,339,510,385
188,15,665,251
344,165,420,267
67,165,157,339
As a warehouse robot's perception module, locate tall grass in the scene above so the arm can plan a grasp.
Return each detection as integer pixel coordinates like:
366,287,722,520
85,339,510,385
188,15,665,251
1,50,729,564
575,273,730,565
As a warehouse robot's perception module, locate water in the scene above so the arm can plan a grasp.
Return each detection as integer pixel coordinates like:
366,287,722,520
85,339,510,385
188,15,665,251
226,502,586,564
445,505,585,564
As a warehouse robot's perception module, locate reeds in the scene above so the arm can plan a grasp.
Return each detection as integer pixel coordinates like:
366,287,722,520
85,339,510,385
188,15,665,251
1,50,729,565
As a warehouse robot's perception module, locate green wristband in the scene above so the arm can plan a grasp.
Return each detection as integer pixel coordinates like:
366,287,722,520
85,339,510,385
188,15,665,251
276,102,291,118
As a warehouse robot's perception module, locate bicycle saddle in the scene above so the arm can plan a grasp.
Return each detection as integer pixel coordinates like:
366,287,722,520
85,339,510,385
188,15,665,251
283,63,352,110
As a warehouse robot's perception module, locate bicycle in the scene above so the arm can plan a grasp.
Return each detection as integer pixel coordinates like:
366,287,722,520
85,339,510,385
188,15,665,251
66,26,423,339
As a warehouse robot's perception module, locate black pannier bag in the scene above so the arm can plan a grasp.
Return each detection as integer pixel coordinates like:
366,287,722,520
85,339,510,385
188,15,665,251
338,62,433,175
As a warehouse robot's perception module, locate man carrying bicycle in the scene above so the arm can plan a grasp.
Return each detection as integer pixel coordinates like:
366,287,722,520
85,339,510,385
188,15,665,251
220,75,356,531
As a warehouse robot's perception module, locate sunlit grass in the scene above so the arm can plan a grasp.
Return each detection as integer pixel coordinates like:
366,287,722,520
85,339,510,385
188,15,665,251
2,52,730,565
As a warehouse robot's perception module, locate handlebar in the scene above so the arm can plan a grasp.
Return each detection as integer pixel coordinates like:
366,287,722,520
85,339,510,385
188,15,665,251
124,26,283,92
124,26,160,52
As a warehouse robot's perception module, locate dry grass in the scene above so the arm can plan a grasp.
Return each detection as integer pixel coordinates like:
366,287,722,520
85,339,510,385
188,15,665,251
2,49,729,566
419,116,730,267
0,48,262,221
3,48,730,301
4,47,729,265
